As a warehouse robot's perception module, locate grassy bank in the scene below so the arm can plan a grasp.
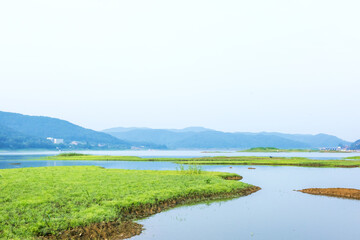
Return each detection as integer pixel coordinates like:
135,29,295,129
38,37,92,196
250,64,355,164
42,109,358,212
0,166,257,239
45,154,360,168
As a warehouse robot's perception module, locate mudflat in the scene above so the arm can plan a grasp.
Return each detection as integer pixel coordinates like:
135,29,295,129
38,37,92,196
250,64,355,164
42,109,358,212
298,188,360,200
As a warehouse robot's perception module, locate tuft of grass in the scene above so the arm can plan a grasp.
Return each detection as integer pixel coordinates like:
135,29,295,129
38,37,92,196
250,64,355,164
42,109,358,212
176,164,202,175
0,166,253,239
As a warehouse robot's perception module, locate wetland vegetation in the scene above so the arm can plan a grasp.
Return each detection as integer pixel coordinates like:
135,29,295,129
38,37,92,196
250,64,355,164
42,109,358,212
0,166,258,239
46,154,360,168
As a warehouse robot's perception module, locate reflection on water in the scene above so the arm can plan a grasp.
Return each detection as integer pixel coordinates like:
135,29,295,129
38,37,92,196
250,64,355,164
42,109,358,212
0,154,359,240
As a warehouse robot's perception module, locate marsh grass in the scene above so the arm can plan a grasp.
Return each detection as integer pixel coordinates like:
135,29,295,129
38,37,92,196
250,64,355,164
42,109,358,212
0,166,252,239
176,164,202,174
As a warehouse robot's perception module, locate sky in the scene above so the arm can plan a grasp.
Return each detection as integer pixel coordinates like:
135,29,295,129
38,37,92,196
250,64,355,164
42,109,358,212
0,0,359,141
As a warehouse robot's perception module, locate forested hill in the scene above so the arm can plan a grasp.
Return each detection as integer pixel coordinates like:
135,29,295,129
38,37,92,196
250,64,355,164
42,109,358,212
0,111,164,150
0,123,55,149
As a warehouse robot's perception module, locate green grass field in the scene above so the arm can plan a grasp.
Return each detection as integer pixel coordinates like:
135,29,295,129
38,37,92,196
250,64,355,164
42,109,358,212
0,166,256,239
46,154,360,168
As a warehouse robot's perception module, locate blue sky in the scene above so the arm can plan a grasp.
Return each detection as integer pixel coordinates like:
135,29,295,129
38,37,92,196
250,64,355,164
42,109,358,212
0,0,359,141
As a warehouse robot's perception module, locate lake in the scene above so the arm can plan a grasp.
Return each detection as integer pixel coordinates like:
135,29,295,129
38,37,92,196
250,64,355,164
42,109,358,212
1,151,359,240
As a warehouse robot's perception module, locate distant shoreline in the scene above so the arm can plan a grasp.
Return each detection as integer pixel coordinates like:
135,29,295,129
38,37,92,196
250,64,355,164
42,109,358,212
238,147,356,153
41,153,360,168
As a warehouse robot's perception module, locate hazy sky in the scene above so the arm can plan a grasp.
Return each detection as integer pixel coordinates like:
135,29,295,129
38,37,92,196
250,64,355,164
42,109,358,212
0,0,359,141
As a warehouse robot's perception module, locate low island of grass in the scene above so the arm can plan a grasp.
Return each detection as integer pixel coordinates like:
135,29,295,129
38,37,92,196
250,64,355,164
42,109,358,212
45,154,360,168
238,147,319,152
0,166,258,239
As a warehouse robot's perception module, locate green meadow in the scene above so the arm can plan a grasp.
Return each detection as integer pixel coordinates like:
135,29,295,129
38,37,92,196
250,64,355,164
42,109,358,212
0,166,256,239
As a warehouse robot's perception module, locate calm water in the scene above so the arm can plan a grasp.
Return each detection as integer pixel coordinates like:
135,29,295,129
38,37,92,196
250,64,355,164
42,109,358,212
133,166,360,240
1,152,360,240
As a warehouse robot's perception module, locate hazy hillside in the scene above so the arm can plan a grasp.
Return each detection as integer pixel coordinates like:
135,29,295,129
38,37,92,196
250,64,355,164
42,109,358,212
103,126,212,133
0,111,126,145
260,132,351,148
351,139,360,150
103,127,349,149
0,123,55,150
0,111,165,150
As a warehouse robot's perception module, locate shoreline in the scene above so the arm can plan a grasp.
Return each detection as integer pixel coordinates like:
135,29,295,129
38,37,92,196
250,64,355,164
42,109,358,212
41,154,360,168
45,185,260,239
0,166,257,239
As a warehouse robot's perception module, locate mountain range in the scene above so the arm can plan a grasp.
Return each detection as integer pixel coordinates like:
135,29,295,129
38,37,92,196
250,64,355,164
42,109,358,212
103,127,352,150
0,110,356,150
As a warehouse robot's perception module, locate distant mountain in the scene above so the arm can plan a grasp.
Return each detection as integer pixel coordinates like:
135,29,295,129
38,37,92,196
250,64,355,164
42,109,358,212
103,127,350,149
351,139,360,150
103,127,153,133
168,127,213,133
0,111,165,150
259,132,350,148
1,110,351,151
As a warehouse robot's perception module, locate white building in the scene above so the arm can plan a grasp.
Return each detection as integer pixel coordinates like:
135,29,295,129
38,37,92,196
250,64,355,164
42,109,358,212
53,139,64,144
47,137,64,144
